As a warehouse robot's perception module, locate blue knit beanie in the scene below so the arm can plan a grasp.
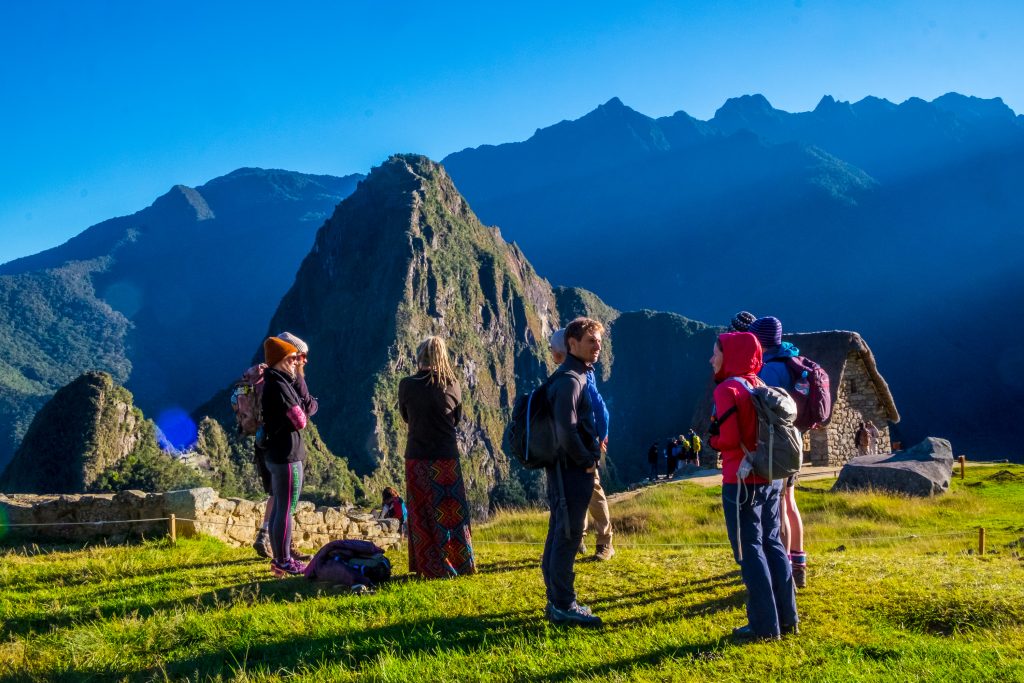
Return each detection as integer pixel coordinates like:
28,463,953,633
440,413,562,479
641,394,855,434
750,316,783,348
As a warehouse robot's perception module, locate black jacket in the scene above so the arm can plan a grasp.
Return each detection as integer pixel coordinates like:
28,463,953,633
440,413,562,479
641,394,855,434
262,367,307,464
398,370,462,460
546,354,601,470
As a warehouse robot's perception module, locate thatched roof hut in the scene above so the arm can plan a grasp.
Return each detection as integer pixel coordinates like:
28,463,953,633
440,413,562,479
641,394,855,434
692,330,900,467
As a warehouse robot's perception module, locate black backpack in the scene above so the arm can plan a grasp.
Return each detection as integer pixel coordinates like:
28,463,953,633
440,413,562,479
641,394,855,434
505,370,583,469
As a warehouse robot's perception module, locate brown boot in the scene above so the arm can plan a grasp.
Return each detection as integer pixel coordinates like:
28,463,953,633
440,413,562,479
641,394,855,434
594,544,615,561
252,528,272,559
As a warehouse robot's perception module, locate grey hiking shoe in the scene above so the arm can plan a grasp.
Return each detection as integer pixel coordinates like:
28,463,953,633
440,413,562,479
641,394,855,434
547,601,602,628
594,544,615,561
577,539,587,556
252,528,272,559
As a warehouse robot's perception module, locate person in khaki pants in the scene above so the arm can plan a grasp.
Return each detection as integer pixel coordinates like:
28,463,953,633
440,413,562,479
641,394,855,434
550,328,615,561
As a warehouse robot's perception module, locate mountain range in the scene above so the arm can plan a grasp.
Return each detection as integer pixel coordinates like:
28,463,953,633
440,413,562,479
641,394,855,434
442,93,1024,457
2,91,1021,504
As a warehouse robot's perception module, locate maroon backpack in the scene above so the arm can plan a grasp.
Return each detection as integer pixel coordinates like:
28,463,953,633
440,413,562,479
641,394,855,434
230,364,267,436
766,356,832,431
304,539,392,586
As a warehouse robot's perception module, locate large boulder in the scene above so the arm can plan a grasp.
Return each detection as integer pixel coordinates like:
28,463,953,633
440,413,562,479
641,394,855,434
832,437,954,496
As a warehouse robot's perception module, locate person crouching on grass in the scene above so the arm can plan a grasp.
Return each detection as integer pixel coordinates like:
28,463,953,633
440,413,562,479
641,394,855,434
709,331,799,641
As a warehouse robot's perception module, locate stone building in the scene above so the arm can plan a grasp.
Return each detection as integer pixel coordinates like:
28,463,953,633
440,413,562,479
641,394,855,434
784,331,900,466
692,330,900,468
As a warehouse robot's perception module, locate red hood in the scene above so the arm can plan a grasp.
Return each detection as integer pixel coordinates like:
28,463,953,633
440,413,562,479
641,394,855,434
715,332,763,382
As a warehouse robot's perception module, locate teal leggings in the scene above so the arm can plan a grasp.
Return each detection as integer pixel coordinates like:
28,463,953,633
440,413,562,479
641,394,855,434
268,460,304,561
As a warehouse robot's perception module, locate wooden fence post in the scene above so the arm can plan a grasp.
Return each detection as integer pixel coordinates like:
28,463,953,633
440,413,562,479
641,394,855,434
168,514,177,544
958,455,966,480
978,527,986,556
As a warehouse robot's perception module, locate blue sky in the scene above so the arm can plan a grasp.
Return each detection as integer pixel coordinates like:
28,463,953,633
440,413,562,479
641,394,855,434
1,0,1020,264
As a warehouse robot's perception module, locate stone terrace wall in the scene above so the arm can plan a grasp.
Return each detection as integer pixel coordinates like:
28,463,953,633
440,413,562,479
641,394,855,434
0,488,401,550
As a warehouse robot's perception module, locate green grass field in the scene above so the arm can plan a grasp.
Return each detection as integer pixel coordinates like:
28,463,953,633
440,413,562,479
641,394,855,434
2,465,1023,682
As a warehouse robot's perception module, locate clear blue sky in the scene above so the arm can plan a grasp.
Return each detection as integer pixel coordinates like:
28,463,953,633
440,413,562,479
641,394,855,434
1,0,1020,264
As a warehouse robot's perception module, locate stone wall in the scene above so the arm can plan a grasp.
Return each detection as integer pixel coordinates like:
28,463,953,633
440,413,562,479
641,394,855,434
808,352,892,466
0,488,401,550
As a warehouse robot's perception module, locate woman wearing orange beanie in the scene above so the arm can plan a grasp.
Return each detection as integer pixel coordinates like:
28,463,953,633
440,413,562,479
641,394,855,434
261,336,310,577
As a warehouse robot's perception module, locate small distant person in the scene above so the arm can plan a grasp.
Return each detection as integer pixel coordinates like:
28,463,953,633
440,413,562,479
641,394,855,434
541,317,604,627
399,336,476,579
709,331,798,641
550,328,614,562
647,442,660,481
865,421,880,454
855,422,871,456
261,336,312,577
749,316,808,588
730,310,757,333
379,486,407,536
665,437,678,478
688,429,702,466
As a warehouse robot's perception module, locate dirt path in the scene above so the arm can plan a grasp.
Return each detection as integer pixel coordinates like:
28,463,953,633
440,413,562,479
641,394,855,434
607,465,842,505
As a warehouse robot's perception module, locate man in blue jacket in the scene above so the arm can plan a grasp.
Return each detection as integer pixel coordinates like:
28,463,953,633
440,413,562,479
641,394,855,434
550,327,614,561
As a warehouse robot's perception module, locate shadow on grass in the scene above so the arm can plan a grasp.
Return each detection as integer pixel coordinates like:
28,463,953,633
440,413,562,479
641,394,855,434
1,572,328,638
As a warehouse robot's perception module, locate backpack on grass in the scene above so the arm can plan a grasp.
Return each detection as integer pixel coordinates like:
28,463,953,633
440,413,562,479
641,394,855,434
766,355,831,431
304,539,392,586
505,371,583,470
230,364,267,436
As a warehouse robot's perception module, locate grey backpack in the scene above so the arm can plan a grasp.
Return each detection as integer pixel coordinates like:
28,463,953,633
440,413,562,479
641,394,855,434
730,377,803,480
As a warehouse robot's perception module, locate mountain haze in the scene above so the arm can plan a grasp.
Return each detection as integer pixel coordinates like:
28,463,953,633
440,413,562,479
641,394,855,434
0,168,361,470
443,94,1024,456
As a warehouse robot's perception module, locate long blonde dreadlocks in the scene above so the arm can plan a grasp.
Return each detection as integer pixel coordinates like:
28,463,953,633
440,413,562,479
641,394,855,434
416,336,459,388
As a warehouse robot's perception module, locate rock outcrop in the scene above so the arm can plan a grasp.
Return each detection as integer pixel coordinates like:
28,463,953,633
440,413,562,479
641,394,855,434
0,372,148,492
831,437,954,496
255,155,559,514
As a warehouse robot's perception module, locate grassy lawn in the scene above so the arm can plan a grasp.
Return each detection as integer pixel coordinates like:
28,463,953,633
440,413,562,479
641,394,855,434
2,465,1023,682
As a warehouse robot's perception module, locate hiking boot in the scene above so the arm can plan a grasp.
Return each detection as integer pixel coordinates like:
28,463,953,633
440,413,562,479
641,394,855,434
290,546,312,562
731,624,780,642
252,528,272,559
577,539,587,556
594,544,615,561
270,558,307,577
548,602,602,628
781,622,800,637
792,563,807,589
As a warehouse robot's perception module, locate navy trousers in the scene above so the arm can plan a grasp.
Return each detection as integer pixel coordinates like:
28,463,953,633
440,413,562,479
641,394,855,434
722,481,799,637
541,465,595,610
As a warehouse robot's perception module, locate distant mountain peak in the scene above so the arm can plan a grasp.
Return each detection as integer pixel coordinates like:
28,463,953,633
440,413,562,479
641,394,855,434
932,92,1018,122
151,184,214,221
716,93,776,116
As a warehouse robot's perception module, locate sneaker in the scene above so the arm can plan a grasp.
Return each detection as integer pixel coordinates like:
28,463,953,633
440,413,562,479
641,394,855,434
548,601,602,627
252,528,272,559
594,544,615,561
792,563,807,589
577,539,587,556
270,558,307,577
731,624,780,642
290,546,313,562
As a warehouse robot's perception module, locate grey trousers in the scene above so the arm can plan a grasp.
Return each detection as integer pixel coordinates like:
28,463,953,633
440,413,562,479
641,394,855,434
541,465,595,609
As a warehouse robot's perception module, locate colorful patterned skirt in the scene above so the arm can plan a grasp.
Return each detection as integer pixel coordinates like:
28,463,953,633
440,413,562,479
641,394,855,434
405,457,477,578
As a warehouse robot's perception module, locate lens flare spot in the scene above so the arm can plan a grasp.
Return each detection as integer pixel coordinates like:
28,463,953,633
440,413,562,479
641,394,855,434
156,408,197,452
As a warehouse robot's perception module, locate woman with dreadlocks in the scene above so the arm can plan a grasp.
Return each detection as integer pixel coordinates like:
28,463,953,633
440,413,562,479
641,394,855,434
398,336,477,578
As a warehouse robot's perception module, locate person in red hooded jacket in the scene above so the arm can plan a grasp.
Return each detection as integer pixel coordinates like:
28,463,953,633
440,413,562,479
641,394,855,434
709,332,799,641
